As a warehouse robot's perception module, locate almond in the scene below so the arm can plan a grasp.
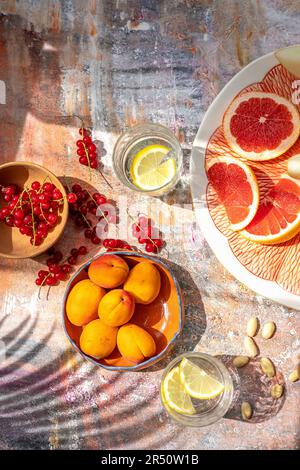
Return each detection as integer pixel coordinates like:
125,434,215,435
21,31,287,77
260,357,276,377
261,321,276,339
244,336,259,357
233,356,250,368
246,317,259,337
241,401,252,420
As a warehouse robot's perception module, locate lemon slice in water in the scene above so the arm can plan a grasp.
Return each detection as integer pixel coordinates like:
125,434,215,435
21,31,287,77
130,144,176,191
162,366,196,415
179,358,224,400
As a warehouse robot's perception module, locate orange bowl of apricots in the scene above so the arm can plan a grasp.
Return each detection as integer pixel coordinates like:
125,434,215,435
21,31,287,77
62,251,184,371
0,161,68,258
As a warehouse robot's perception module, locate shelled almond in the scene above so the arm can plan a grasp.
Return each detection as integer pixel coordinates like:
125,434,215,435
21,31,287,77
261,321,276,339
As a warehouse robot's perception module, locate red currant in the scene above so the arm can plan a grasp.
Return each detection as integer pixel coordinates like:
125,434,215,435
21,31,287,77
46,276,57,286
52,189,62,200
38,270,49,279
90,160,98,169
145,243,155,253
68,256,77,265
107,239,117,248
14,209,24,220
47,213,58,225
77,148,86,157
76,139,84,147
103,239,109,248
152,239,163,248
43,182,54,192
83,135,92,145
79,156,88,166
78,246,87,255
67,193,78,204
61,264,71,273
72,183,82,193
75,216,84,227
23,214,33,225
54,251,63,262
87,143,96,152
84,228,92,239
49,264,61,274
91,235,101,245
123,244,132,250
31,181,41,191
79,128,89,136
35,278,42,286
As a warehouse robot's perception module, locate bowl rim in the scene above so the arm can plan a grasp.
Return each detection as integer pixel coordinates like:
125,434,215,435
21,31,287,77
62,251,184,371
0,161,69,259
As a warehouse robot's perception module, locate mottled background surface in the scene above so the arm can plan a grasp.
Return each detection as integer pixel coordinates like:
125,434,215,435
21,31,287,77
0,0,299,450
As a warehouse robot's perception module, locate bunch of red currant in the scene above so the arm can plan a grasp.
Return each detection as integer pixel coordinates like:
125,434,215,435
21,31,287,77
66,183,110,245
131,215,164,253
0,181,64,246
76,128,98,169
35,245,88,287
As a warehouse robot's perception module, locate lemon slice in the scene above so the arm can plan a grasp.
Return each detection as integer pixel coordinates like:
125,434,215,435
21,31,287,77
130,144,176,191
179,358,224,400
162,366,196,415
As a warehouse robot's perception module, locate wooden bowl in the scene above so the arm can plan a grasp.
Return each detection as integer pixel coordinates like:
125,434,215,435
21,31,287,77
0,162,68,258
62,252,184,371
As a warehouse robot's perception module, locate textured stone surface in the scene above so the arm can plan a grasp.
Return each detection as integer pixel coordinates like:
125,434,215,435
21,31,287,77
0,0,299,450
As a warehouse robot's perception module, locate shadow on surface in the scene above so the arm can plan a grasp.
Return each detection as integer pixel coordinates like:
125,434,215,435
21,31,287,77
145,258,206,372
219,355,286,424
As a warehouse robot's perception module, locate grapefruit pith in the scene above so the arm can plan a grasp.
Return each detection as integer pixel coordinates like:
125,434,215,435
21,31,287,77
223,92,300,161
206,156,259,231
241,176,300,244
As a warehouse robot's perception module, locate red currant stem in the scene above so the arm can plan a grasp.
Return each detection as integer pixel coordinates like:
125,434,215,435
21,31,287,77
86,190,110,225
39,204,49,223
82,141,92,182
24,187,36,245
99,168,113,190
38,273,51,299
37,175,54,194
12,188,27,213
79,210,93,228
46,286,51,301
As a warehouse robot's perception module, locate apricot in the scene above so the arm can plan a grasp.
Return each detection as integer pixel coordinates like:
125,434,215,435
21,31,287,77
88,254,129,289
123,261,161,304
98,289,135,327
66,279,106,326
80,319,118,359
117,323,156,363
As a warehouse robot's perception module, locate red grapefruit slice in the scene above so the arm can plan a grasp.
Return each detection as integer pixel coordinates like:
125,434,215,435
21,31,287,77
206,156,259,231
223,92,300,161
241,176,300,244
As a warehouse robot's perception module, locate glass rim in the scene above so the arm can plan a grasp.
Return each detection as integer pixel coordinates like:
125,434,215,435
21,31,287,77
160,351,234,427
112,122,183,195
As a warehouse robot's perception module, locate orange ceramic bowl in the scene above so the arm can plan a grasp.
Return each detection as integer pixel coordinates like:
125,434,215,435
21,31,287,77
62,251,184,371
0,161,68,258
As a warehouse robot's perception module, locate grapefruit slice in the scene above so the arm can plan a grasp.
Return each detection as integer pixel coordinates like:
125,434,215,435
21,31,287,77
206,156,259,231
241,176,300,244
223,92,300,161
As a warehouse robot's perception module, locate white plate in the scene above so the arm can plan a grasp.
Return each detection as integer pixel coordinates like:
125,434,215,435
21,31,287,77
190,51,300,310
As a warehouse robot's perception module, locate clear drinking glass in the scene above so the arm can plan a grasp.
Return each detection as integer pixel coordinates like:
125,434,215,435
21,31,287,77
160,352,234,427
112,123,183,196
